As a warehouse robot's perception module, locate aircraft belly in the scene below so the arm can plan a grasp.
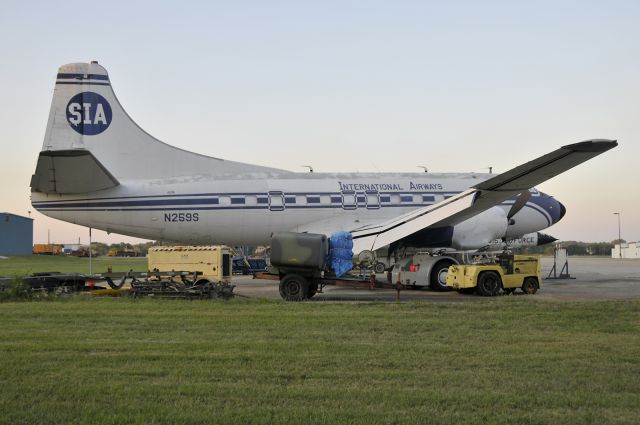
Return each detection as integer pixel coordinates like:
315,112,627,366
41,209,167,241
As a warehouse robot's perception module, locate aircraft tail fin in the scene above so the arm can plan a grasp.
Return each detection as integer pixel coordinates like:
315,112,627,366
38,62,120,156
32,62,287,194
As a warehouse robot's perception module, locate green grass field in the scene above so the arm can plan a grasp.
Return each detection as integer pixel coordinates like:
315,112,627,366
1,298,639,425
1,256,639,424
0,255,147,276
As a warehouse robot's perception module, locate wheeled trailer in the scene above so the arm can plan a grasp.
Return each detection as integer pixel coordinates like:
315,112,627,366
254,270,404,301
102,270,235,299
0,272,100,292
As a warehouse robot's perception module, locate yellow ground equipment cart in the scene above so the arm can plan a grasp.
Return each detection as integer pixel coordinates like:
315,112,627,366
148,246,232,284
446,254,541,296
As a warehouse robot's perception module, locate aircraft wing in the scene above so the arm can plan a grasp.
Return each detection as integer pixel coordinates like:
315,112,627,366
350,139,617,253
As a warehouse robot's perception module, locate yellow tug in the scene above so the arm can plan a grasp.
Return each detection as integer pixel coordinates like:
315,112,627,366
446,254,542,296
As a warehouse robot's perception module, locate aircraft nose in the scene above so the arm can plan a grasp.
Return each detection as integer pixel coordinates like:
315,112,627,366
558,201,566,221
538,192,565,224
549,197,566,224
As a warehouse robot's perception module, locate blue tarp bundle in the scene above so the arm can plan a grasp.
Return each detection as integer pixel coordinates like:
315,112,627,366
328,231,353,277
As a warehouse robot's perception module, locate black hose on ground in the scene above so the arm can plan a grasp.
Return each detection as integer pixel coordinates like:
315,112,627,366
105,270,133,290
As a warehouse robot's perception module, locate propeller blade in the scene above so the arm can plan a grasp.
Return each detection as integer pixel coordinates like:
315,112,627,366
507,190,532,219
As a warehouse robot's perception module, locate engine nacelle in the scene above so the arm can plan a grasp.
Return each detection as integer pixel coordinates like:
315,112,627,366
483,232,558,252
451,206,508,250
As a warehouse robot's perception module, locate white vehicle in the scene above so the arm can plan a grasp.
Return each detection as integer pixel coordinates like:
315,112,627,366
31,62,616,290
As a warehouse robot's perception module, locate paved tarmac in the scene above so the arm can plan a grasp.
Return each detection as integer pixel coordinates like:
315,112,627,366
234,257,640,302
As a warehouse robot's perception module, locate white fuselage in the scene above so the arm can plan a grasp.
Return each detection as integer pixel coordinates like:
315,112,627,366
32,172,555,247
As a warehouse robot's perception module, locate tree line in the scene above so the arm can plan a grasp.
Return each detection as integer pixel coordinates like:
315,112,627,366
90,241,157,256
515,240,625,256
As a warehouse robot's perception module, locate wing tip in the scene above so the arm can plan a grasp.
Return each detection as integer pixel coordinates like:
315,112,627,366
562,139,618,153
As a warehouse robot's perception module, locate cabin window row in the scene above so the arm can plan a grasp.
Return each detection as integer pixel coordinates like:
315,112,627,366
189,194,441,206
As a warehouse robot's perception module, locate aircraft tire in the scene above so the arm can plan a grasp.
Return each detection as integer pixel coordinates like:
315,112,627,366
279,274,309,301
429,260,454,292
374,262,386,274
521,277,539,295
477,271,501,296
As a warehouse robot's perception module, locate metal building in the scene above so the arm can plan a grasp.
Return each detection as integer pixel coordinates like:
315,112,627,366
612,243,640,259
0,213,34,255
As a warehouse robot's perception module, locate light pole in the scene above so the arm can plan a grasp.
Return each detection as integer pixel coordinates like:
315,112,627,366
613,212,622,259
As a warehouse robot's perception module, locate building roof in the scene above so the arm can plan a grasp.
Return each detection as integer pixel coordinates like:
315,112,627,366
1,212,34,221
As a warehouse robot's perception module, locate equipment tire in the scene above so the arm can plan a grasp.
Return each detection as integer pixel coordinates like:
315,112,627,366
374,262,386,274
429,260,454,291
308,282,318,299
477,271,501,296
279,274,309,301
521,277,539,295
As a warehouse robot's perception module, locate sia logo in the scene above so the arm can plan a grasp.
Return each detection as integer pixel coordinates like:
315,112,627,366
66,92,112,135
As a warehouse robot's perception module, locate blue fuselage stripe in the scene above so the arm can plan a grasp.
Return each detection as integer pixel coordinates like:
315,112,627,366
56,82,111,86
32,192,557,226
32,192,446,209
57,73,110,80
33,204,427,212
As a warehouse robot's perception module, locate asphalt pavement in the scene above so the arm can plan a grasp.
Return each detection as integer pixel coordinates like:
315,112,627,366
234,257,640,302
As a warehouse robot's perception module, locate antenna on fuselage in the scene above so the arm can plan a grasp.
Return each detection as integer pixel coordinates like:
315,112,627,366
417,166,428,173
301,165,314,173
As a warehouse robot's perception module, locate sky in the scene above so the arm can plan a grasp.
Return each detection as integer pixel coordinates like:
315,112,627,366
0,0,638,244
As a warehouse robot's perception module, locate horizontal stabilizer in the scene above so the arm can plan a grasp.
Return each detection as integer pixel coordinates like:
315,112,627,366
351,139,617,253
31,150,120,194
